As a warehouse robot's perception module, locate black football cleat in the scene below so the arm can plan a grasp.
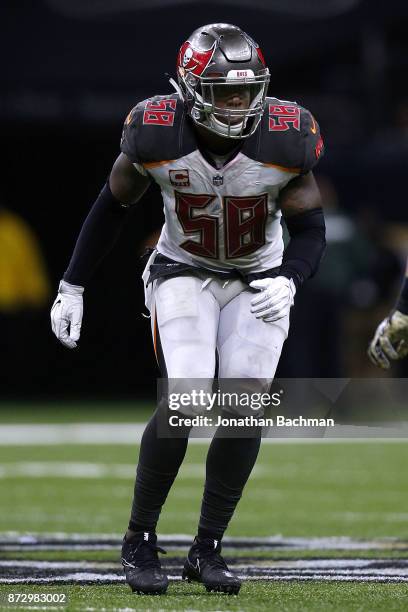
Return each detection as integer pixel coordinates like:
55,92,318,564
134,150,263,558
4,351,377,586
182,536,241,594
121,531,168,595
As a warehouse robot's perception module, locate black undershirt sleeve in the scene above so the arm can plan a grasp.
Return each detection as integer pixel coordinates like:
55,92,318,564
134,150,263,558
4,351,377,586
63,181,131,286
279,207,326,290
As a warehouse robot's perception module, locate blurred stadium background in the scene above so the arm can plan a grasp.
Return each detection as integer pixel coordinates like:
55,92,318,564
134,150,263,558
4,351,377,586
1,3,408,608
1,0,408,401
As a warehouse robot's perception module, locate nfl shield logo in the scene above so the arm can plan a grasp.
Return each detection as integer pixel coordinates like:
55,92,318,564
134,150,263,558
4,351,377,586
213,174,223,186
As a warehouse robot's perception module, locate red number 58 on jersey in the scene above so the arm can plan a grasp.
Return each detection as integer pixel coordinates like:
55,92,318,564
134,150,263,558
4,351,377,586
175,191,268,260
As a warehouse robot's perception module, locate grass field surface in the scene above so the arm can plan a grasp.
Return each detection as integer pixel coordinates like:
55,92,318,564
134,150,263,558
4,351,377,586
0,403,407,610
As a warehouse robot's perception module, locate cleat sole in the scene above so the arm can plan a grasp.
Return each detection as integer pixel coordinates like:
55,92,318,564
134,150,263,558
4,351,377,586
182,568,198,583
205,584,241,595
131,587,167,595
183,566,241,594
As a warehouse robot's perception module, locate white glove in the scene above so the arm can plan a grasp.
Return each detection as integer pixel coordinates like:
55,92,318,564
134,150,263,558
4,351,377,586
50,280,84,349
250,276,296,322
368,310,408,369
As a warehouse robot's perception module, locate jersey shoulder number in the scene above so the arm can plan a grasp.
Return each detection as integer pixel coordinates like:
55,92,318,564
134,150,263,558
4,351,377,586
256,97,324,174
120,94,184,165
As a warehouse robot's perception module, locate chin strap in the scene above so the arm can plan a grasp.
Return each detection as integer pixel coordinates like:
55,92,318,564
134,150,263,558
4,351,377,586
168,76,184,101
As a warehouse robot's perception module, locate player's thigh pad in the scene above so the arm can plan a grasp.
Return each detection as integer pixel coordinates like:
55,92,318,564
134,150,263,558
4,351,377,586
218,289,289,380
153,275,219,381
141,249,158,312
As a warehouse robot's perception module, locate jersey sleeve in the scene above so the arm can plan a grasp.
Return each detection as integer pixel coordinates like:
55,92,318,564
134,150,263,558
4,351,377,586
120,103,144,164
300,107,324,174
249,99,324,175
120,94,187,168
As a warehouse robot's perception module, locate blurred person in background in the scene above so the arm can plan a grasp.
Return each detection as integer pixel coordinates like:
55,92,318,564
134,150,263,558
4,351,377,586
368,258,408,369
363,98,408,370
0,202,51,390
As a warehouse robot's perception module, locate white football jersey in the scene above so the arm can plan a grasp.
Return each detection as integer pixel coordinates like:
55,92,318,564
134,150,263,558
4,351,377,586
121,94,323,274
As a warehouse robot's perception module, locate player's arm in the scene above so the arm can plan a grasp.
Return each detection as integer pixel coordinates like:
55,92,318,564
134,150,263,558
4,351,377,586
62,154,150,287
51,154,150,348
278,171,326,286
368,259,408,369
250,172,326,322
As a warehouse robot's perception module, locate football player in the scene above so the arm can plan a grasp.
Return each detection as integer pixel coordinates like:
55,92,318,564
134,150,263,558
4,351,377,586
51,24,326,595
368,258,408,368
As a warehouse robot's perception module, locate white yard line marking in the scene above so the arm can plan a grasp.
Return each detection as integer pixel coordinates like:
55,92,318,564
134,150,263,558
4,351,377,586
1,558,407,570
2,575,407,583
0,534,407,551
0,462,266,479
1,542,407,584
1,559,408,584
0,560,115,568
0,574,125,583
0,424,146,445
332,511,408,522
0,424,407,445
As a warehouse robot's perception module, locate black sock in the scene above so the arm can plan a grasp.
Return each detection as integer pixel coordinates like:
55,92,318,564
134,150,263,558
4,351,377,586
128,407,190,532
198,417,261,540
196,527,220,542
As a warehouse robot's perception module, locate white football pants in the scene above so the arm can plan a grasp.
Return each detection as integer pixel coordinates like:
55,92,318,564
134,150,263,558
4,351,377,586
146,271,289,383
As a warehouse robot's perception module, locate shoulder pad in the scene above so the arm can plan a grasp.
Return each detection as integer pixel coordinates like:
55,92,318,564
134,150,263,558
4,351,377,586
253,97,324,174
120,94,188,165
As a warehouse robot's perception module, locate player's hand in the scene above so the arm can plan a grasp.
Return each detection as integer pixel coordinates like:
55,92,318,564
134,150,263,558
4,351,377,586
50,280,84,349
249,276,296,323
368,310,408,369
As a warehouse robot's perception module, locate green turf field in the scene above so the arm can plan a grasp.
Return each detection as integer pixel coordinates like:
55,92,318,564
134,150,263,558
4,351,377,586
0,403,407,611
1,582,408,612
1,441,407,537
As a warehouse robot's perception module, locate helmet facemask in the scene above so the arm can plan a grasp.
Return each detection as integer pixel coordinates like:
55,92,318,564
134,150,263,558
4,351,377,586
181,70,270,139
